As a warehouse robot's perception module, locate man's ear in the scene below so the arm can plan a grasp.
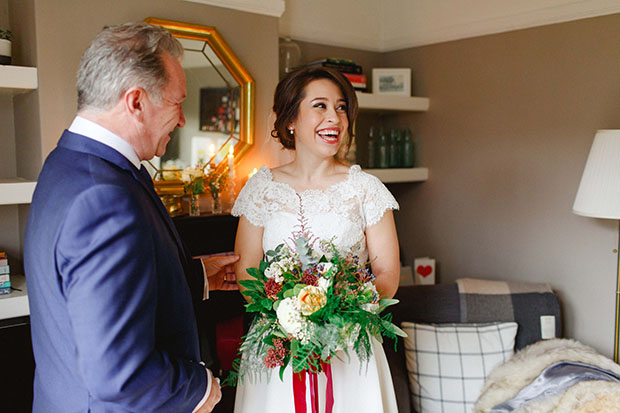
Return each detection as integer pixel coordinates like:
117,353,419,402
125,87,146,118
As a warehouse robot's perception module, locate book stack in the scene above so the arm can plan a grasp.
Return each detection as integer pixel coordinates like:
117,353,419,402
307,58,367,91
0,251,10,295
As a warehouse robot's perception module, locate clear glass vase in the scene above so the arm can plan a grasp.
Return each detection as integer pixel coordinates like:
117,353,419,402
189,194,200,217
211,193,222,215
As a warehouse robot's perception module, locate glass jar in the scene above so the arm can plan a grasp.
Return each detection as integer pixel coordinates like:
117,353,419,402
279,37,301,79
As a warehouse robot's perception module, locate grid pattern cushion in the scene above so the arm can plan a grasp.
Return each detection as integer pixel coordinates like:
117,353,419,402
401,322,518,413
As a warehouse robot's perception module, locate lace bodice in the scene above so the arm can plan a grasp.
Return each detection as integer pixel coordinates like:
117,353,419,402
231,165,398,262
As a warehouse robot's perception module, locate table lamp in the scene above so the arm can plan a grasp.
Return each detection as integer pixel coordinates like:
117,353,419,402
573,129,620,363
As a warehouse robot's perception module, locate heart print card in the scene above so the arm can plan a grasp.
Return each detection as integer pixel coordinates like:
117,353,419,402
414,257,436,285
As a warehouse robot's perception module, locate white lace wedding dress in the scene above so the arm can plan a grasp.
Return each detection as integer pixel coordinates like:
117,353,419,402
231,165,399,413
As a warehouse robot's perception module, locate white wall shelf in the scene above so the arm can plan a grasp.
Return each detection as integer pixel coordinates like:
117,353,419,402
0,275,29,320
0,178,37,205
365,167,428,183
356,92,429,112
0,65,38,95
1,66,39,206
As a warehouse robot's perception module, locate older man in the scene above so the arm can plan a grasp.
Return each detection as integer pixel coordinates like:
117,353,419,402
24,22,234,412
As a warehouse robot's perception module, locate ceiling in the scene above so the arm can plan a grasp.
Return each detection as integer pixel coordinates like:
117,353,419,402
186,0,620,52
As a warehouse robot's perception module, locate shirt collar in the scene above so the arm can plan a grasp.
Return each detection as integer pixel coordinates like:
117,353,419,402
68,116,142,169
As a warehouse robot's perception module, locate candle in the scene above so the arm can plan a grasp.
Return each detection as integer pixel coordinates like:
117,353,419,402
228,145,235,179
209,143,216,161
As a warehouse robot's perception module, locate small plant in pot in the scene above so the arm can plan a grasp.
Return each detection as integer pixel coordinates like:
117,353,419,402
0,29,12,65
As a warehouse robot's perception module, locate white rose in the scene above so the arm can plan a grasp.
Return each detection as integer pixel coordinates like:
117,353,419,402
317,276,332,292
181,167,202,183
276,298,304,337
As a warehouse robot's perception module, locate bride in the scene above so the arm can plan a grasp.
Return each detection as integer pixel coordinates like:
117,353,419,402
232,66,400,413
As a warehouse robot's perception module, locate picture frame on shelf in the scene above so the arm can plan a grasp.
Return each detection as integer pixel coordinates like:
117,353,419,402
372,68,411,96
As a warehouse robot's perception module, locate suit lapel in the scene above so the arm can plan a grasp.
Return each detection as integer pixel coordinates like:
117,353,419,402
58,131,189,266
135,165,189,264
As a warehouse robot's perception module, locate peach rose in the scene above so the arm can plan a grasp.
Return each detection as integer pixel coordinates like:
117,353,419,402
297,285,327,316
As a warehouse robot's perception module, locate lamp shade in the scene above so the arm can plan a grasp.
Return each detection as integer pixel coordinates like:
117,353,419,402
573,130,620,219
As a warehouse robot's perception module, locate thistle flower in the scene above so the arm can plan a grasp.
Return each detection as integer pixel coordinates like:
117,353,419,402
301,272,318,286
263,338,289,368
265,278,282,299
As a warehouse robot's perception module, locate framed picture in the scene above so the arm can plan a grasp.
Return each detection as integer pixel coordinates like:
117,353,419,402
199,87,239,134
372,68,411,96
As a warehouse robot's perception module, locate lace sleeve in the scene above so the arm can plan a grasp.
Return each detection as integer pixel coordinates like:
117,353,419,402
231,168,268,227
359,172,399,228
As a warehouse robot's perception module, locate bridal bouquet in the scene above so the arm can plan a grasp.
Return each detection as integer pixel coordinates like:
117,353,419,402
228,237,406,385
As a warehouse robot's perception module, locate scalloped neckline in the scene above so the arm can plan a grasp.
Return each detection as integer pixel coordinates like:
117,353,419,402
262,165,361,196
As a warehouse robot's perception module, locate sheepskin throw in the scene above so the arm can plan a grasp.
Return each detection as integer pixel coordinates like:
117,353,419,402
475,338,620,412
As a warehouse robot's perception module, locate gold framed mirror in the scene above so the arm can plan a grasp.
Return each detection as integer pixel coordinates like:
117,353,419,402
144,17,254,182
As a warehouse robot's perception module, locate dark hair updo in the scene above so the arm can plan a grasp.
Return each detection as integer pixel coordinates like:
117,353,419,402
271,66,359,150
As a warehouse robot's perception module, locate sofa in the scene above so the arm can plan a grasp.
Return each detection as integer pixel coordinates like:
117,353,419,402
382,278,562,413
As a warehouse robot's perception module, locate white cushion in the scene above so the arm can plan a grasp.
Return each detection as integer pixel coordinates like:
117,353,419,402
401,322,518,413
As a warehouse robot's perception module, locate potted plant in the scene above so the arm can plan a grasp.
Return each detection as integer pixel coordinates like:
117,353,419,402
0,29,12,65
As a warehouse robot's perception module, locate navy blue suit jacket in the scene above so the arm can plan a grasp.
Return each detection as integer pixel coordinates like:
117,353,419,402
24,130,206,412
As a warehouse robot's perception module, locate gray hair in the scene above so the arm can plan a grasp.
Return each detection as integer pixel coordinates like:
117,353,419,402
77,22,183,111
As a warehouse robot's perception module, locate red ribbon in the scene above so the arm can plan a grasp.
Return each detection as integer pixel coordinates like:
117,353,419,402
292,361,334,413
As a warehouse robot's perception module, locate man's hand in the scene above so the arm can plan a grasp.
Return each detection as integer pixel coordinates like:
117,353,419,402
202,255,239,291
195,370,221,413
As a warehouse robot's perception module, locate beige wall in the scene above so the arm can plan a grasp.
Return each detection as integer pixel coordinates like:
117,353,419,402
385,13,620,358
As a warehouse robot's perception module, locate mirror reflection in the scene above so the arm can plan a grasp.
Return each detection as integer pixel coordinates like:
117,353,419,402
144,18,254,180
153,38,240,172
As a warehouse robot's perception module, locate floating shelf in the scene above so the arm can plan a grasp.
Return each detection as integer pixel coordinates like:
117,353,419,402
0,275,29,320
365,167,428,183
0,178,37,205
356,92,429,112
0,65,38,95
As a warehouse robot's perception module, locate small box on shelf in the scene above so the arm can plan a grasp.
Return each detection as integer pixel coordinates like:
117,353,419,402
0,274,29,319
0,251,10,295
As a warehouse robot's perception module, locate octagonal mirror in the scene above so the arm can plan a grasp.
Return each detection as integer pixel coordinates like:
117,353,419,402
144,17,254,182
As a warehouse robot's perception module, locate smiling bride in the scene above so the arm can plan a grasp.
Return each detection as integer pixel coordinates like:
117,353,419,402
232,66,400,413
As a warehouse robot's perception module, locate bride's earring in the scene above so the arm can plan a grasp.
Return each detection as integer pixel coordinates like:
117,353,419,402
288,127,294,136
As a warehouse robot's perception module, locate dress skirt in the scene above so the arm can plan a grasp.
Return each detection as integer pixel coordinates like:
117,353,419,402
234,338,398,413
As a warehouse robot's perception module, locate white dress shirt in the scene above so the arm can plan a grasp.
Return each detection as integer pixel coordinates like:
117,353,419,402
69,116,141,169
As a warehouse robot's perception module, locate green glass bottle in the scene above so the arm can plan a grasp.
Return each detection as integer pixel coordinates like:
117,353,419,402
377,128,389,169
402,128,414,168
367,127,376,168
388,129,400,168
